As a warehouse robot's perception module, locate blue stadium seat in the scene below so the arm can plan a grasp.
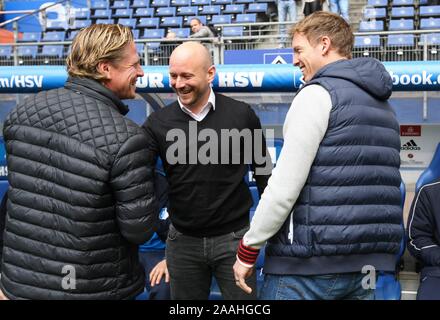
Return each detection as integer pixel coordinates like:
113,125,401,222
247,3,268,13
416,143,440,193
235,13,257,23
235,0,255,3
0,45,12,58
118,18,137,29
138,17,161,28
177,7,198,16
43,31,66,42
92,8,111,19
421,33,440,45
184,15,207,26
364,7,387,19
388,19,414,31
192,0,211,5
367,0,388,6
134,8,155,17
111,0,129,9
200,5,222,15
392,0,414,6
211,14,232,24
113,8,133,18
420,17,440,29
17,45,38,58
46,20,67,31
161,16,183,27
223,4,245,14
136,43,145,54
70,19,91,29
96,18,114,24
40,45,64,58
132,29,140,39
169,27,191,37
390,6,414,18
213,0,232,4
387,34,414,46
72,8,90,19
151,0,171,7
156,7,176,16
222,26,243,37
19,32,41,42
132,0,150,8
141,28,166,39
358,20,384,31
66,30,79,41
354,35,381,47
172,0,191,6
420,5,440,17
90,0,108,9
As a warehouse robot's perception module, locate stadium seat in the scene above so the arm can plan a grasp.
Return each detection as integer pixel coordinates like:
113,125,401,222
235,13,257,23
136,42,145,54
156,7,176,17
92,9,111,19
70,19,91,29
200,5,222,15
0,45,12,58
151,0,171,7
363,7,387,20
420,17,440,29
172,0,191,6
161,16,183,27
358,20,384,32
222,26,243,37
420,5,440,17
138,17,160,28
132,0,150,8
113,9,133,18
367,0,388,6
387,34,414,46
40,45,64,58
169,27,191,38
213,0,233,4
96,19,114,24
421,33,440,45
72,8,90,20
17,45,38,58
90,0,108,9
211,14,232,24
134,8,155,17
19,32,41,42
111,0,129,9
247,3,268,13
392,0,414,6
390,6,414,18
354,35,381,47
141,29,166,39
177,7,198,16
46,20,67,31
415,143,440,193
388,19,414,31
66,30,79,41
43,31,66,42
236,0,255,3
223,4,246,14
118,18,137,29
192,0,211,6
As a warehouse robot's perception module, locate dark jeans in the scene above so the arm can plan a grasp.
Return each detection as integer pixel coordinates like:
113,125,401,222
166,224,257,300
139,250,171,300
417,275,440,300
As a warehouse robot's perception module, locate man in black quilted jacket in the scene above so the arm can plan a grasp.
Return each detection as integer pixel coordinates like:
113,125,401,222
0,24,158,300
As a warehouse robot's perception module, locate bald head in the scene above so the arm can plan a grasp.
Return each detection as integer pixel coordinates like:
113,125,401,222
170,42,213,70
168,41,216,113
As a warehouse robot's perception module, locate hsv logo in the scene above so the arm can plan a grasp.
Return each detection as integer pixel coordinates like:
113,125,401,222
401,139,421,151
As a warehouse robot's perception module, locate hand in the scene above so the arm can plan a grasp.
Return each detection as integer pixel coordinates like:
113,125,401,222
149,259,169,287
0,288,8,300
233,259,254,294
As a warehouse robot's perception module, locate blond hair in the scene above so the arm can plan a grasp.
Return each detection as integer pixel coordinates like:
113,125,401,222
66,24,134,80
290,11,354,58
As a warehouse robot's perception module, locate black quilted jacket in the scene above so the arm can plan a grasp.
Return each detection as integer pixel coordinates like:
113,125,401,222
0,77,158,300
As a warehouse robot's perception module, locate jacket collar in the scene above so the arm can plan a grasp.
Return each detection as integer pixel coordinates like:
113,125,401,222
64,76,129,115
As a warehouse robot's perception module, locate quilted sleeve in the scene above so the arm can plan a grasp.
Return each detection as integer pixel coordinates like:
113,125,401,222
110,131,159,244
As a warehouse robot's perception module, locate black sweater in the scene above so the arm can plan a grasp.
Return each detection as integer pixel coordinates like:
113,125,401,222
143,93,271,237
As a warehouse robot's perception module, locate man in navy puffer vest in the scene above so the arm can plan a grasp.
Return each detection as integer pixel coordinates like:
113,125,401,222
234,11,402,300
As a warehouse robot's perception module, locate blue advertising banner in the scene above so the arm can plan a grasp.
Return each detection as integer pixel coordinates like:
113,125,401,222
1,61,440,93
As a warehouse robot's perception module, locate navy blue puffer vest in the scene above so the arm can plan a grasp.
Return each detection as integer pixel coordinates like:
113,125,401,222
265,58,403,275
